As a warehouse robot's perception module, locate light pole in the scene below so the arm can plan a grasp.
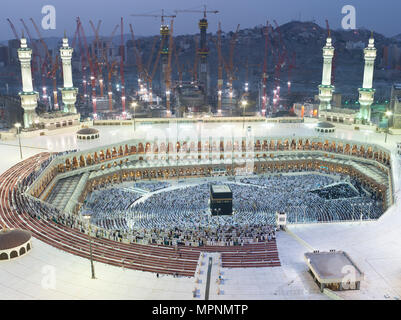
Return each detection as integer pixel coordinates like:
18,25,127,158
132,101,138,131
15,123,22,160
242,99,247,129
82,214,96,279
384,110,392,143
351,203,355,220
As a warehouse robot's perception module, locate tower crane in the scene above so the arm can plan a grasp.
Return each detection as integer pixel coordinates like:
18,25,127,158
131,10,176,106
70,20,88,101
6,18,19,40
129,24,146,88
131,9,176,25
261,21,269,116
227,24,240,110
174,5,218,18
89,20,104,97
148,36,166,105
101,24,119,111
107,61,118,112
216,22,223,114
172,42,183,86
192,36,199,83
146,36,158,77
120,17,126,117
77,17,97,116
165,19,174,116
175,6,218,96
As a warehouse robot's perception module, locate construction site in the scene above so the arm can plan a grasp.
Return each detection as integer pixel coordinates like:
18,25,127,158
1,6,401,132
0,7,312,127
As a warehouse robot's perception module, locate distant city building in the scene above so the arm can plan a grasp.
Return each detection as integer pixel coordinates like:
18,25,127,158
318,107,358,125
0,46,8,66
381,44,401,69
125,39,135,65
345,40,365,50
7,39,19,65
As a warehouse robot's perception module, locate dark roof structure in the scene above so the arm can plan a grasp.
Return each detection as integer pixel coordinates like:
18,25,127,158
316,121,335,128
0,229,31,250
77,128,99,135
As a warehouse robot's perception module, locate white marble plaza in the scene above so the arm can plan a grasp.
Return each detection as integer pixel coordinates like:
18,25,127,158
0,120,400,299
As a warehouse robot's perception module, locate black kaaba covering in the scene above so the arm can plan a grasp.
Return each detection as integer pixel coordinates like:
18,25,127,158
210,184,233,215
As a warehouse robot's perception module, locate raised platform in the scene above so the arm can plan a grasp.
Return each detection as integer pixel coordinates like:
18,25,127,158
304,250,363,292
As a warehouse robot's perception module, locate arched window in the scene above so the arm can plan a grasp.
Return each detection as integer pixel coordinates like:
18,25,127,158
10,250,18,259
19,247,26,255
0,252,8,260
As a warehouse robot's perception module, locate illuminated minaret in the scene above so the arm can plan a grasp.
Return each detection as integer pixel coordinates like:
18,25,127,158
60,33,77,113
18,36,38,129
358,32,376,123
318,33,335,112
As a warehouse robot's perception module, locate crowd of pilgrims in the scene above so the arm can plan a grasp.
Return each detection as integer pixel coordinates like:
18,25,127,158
80,187,143,230
21,149,78,188
133,181,171,192
17,158,385,246
74,173,383,245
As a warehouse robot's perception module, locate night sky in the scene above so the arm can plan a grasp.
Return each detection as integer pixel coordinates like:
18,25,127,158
1,0,399,41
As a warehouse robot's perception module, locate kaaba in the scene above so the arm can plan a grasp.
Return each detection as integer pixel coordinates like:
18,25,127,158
210,184,233,215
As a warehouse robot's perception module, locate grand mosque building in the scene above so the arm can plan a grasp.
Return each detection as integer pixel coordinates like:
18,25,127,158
0,29,401,301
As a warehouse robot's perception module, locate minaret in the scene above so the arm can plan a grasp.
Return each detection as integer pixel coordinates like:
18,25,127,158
60,33,77,113
318,33,335,112
358,32,376,123
18,36,38,129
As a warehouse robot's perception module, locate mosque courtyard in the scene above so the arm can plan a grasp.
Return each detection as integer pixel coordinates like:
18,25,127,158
0,119,400,300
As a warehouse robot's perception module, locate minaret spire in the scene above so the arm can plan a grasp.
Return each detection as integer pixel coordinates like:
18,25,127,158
318,33,335,112
358,33,377,123
60,34,77,113
18,36,38,128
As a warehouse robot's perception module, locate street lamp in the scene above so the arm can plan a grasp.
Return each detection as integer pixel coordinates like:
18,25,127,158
351,203,355,220
384,110,392,143
242,100,247,129
15,123,22,160
132,102,138,131
82,213,96,279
